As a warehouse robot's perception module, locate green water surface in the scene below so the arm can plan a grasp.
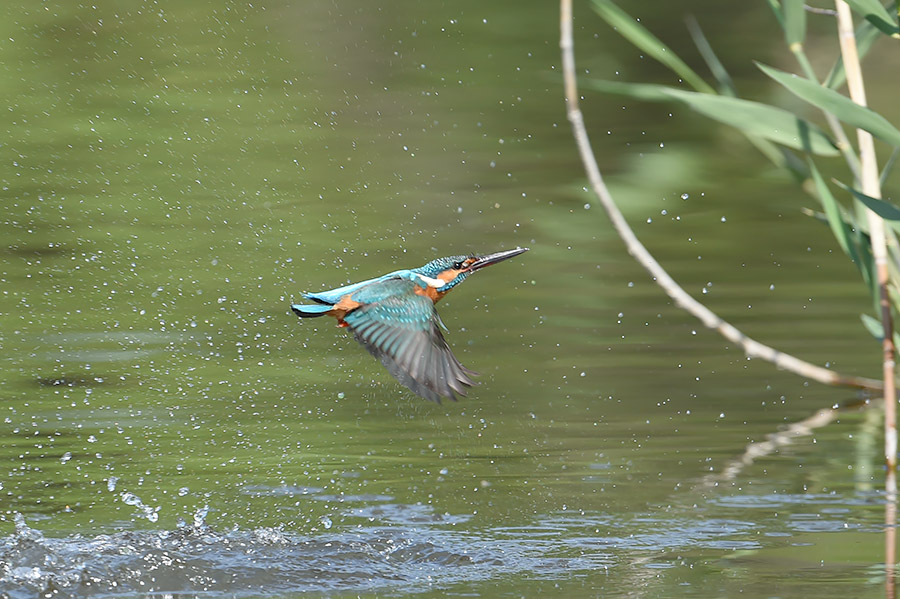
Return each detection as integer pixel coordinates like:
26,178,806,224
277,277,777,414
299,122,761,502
2,1,898,597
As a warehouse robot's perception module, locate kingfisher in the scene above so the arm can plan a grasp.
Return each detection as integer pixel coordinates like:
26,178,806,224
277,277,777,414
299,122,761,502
291,247,528,403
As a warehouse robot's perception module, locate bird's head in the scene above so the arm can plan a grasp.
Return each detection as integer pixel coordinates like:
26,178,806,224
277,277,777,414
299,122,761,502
413,247,529,293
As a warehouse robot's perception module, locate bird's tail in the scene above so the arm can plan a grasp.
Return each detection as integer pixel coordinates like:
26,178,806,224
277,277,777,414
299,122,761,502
291,303,333,318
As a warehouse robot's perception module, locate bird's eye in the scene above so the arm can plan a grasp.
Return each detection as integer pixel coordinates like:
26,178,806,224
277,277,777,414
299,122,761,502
452,261,464,270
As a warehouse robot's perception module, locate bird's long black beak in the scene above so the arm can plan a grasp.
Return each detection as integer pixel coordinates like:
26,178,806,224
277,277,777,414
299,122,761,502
468,247,529,272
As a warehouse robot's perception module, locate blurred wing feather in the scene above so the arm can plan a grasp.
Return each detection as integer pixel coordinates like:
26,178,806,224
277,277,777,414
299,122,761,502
343,280,476,402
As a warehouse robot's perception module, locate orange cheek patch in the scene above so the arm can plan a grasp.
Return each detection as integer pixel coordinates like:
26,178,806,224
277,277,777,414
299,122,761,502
438,269,463,284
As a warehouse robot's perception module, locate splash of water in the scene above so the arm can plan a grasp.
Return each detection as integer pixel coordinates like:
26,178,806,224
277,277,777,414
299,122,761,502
120,491,159,523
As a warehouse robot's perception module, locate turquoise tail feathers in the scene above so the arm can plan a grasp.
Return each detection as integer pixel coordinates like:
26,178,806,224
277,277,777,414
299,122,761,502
291,303,333,317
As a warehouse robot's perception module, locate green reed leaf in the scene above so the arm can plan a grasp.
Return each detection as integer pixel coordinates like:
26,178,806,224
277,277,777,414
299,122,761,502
808,160,858,263
783,0,807,45
587,80,840,155
759,63,900,147
860,313,900,348
836,180,900,223
591,0,715,94
842,0,900,36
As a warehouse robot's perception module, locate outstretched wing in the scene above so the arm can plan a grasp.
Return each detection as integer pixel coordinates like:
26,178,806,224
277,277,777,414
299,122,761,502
342,279,476,403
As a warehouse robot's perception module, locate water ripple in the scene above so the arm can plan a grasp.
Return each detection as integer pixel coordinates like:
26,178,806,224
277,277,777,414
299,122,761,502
1,512,608,598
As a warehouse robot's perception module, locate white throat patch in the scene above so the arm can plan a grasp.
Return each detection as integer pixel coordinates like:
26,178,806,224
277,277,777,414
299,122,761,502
416,274,445,288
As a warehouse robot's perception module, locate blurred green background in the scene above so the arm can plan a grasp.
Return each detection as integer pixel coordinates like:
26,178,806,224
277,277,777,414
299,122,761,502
2,1,898,596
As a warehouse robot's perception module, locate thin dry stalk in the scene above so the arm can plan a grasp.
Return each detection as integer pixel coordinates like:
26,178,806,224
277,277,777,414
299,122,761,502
888,497,897,599
836,0,898,478
559,0,883,391
834,2,898,592
834,0,897,479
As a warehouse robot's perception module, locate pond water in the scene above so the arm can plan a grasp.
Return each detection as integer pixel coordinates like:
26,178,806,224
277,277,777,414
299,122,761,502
2,0,898,597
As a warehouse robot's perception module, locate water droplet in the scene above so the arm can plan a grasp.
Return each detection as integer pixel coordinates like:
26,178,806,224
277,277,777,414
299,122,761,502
194,505,209,527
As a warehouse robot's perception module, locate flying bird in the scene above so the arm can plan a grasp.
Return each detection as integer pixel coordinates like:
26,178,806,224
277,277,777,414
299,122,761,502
291,247,528,402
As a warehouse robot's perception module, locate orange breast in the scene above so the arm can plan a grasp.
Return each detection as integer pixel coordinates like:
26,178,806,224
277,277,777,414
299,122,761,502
414,284,445,303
